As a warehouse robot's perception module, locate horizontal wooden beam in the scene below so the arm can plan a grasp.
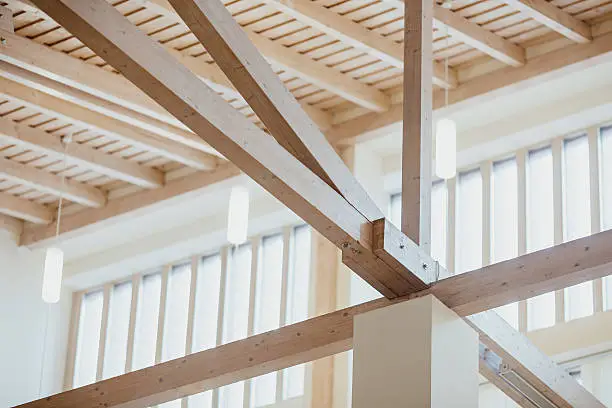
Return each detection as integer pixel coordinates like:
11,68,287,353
504,0,592,43
20,163,240,246
0,191,52,224
260,0,457,88
0,116,164,189
18,228,611,407
0,213,24,237
0,156,106,207
325,27,612,146
0,28,331,132
138,0,391,112
380,0,526,66
0,76,218,170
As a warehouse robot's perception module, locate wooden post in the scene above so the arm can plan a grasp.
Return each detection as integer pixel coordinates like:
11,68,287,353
401,0,433,253
310,231,339,408
352,295,479,407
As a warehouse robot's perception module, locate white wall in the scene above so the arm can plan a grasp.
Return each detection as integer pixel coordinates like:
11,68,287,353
0,230,72,406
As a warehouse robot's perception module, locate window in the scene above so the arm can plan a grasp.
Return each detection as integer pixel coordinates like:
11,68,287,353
600,126,612,310
73,290,104,387
102,281,132,379
162,263,191,362
431,181,448,268
563,135,593,320
491,158,519,329
526,147,555,330
132,272,162,370
456,169,483,274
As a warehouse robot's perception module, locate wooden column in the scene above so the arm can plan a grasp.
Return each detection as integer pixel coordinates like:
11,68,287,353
352,295,478,407
310,231,339,408
401,0,433,253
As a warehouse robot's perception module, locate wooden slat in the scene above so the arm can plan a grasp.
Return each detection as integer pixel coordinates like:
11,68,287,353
139,0,391,112
0,191,53,224
0,76,217,170
20,163,241,245
29,0,424,298
0,116,164,189
169,0,384,222
0,156,106,207
260,0,457,88
401,0,432,251
18,228,612,408
326,27,612,146
504,0,592,43
380,0,526,66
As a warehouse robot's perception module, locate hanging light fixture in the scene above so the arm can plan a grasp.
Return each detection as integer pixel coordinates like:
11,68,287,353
435,24,457,180
42,135,70,304
227,185,249,245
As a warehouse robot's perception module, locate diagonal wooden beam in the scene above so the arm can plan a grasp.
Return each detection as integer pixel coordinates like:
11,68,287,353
0,156,106,207
258,0,457,88
168,0,384,222
0,190,53,224
503,0,592,43
28,0,427,298
0,76,217,170
0,116,164,189
380,0,526,66
17,228,611,408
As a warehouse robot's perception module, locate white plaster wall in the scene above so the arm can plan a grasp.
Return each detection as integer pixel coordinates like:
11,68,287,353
0,230,72,406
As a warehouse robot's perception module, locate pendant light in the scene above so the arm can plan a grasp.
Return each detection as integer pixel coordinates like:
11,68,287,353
435,25,457,180
227,185,249,245
42,135,70,304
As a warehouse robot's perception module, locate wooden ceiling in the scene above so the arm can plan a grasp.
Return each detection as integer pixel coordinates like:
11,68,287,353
0,0,611,244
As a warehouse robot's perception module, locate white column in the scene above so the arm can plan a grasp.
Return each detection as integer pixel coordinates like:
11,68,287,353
352,295,478,408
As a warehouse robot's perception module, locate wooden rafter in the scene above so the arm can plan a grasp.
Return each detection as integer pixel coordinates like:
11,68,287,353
0,76,217,170
168,0,384,222
16,227,612,407
326,25,612,146
0,116,164,189
504,0,592,43
0,190,52,224
27,0,429,297
0,155,106,207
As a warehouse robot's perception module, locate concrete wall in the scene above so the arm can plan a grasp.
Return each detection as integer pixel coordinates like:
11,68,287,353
0,230,72,406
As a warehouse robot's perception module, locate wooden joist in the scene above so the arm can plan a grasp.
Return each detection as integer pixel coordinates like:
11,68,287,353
381,0,526,67
0,191,52,224
17,227,612,408
326,27,612,146
28,0,428,297
0,76,217,170
0,28,332,132
0,155,106,207
168,0,384,223
136,0,391,112
259,0,457,89
21,163,240,246
504,0,592,43
0,116,164,189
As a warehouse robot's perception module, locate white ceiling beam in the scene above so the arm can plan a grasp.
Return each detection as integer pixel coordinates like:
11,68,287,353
504,0,592,43
0,191,52,224
0,76,218,170
169,0,384,222
259,0,457,88
0,156,107,207
0,116,164,189
380,0,526,66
